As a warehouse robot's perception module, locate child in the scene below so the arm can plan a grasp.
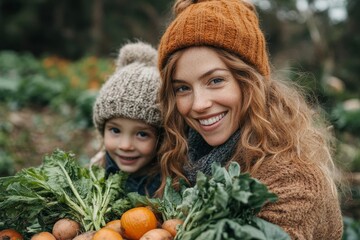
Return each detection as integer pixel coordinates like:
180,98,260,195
91,41,162,197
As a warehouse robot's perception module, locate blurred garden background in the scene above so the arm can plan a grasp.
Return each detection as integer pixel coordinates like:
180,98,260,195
0,0,360,238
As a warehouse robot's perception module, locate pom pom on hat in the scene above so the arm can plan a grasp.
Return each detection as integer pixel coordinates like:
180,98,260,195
116,41,158,69
93,40,161,135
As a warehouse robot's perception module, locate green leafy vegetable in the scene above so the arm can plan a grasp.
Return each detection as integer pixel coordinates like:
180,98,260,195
0,149,131,237
130,162,290,240
128,177,186,221
173,162,290,240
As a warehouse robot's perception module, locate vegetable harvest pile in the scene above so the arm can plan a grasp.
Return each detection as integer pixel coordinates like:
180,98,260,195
130,162,291,240
0,149,291,240
0,149,131,238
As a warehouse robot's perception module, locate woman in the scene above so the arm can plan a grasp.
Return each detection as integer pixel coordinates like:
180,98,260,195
156,0,343,239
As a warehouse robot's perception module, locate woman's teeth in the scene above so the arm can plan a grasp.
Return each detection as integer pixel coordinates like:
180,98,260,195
199,113,225,126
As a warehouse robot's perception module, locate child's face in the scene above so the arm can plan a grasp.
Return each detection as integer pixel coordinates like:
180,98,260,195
104,117,158,173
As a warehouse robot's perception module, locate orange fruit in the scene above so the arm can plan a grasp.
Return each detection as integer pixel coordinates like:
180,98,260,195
0,229,23,240
30,232,56,240
93,228,123,240
120,207,158,240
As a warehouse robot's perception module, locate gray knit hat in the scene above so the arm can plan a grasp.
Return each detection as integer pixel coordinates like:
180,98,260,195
93,41,161,135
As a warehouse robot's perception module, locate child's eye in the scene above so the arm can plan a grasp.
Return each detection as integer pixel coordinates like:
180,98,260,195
110,127,120,134
137,131,149,138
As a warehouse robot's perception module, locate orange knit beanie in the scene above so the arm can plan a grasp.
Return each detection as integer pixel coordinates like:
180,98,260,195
158,0,270,76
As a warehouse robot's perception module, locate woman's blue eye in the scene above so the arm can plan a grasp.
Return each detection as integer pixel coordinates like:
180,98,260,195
211,78,223,84
175,85,189,93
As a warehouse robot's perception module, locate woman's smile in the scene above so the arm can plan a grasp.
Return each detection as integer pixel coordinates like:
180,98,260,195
198,112,226,126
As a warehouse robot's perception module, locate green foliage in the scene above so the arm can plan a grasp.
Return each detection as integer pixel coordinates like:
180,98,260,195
0,50,43,75
18,74,67,107
0,149,131,238
130,162,290,240
0,51,107,128
331,104,360,134
350,154,360,172
0,51,43,104
0,119,15,177
343,217,360,240
0,150,15,177
128,177,186,221
174,162,287,240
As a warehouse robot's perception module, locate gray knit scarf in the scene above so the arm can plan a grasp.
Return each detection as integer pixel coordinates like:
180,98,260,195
184,128,241,185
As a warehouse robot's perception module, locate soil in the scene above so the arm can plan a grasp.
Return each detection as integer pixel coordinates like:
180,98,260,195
1,106,101,171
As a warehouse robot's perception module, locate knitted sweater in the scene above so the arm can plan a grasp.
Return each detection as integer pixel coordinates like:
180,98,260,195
185,129,343,239
253,156,343,240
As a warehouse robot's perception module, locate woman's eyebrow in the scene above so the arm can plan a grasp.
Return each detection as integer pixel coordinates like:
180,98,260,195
199,68,229,80
172,68,229,82
172,78,186,83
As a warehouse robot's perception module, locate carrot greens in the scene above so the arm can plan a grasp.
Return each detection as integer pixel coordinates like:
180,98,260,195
0,149,131,237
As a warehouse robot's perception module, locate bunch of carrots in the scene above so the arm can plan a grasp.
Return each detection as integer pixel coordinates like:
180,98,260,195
0,206,182,240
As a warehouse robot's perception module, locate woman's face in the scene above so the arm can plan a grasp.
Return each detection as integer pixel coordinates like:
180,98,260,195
104,117,158,173
172,47,242,146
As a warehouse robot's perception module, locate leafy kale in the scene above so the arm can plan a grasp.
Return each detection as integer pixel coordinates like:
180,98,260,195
0,149,131,237
174,162,291,240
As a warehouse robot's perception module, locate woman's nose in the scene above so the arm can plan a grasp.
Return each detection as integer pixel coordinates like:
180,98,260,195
192,89,212,112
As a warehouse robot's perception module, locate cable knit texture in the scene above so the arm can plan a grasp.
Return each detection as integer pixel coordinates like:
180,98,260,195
93,41,162,135
158,0,270,76
254,156,343,239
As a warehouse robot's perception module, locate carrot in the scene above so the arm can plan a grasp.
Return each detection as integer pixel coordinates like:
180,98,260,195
139,229,173,240
161,219,183,237
52,218,81,240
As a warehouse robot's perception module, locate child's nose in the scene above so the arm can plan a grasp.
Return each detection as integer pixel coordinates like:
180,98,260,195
118,137,134,150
